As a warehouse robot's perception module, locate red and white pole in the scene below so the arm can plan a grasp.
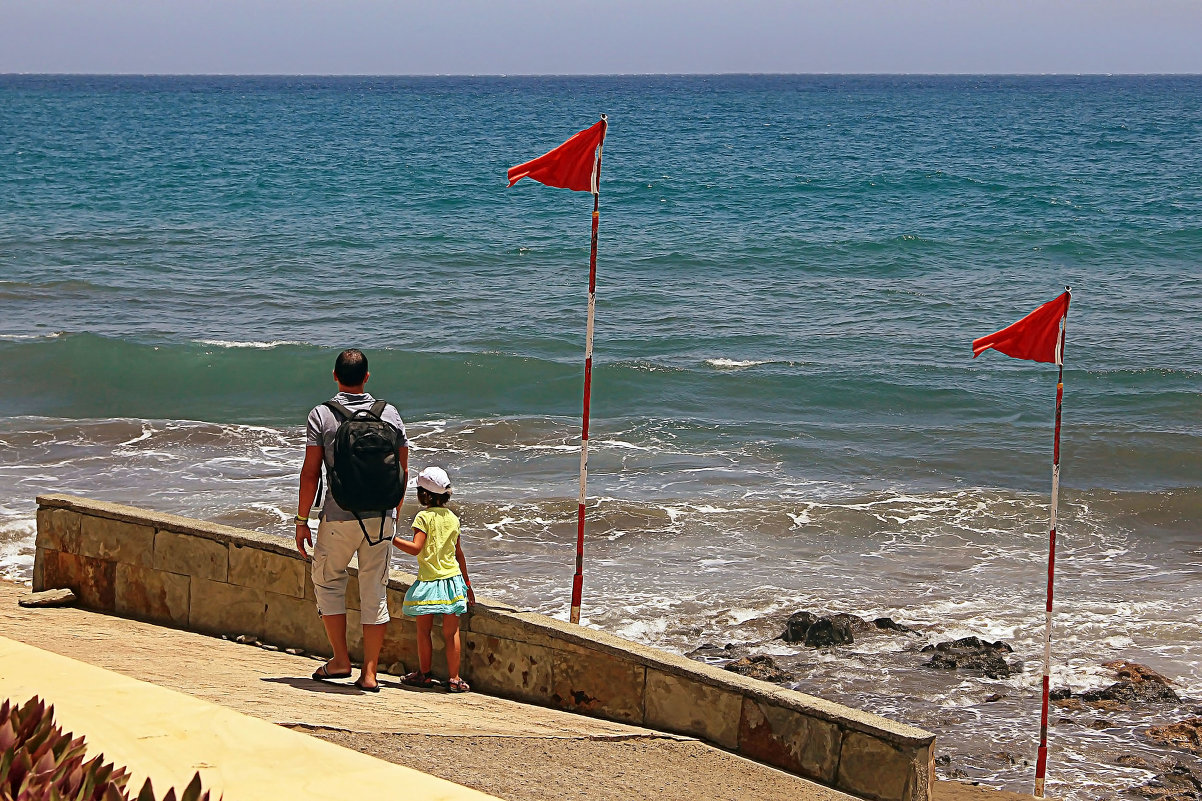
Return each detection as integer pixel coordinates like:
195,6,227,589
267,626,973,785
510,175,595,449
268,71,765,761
570,116,606,625
1035,288,1070,797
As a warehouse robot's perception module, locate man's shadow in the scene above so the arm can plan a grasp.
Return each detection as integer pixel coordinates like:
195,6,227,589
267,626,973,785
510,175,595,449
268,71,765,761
260,676,391,695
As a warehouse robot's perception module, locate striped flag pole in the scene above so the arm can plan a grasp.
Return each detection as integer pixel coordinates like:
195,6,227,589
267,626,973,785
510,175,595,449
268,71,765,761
570,131,605,625
971,286,1073,797
505,114,609,625
1035,289,1070,797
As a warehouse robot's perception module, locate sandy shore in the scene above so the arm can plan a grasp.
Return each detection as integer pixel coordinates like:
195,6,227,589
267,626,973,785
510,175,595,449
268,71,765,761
0,579,1030,800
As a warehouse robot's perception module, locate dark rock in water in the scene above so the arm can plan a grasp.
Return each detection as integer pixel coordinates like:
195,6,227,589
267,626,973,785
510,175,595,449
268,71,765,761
1145,718,1202,755
1117,754,1155,770
686,642,745,662
984,693,1004,703
1081,662,1181,708
923,636,1017,679
780,611,859,647
873,617,918,634
781,611,819,643
724,655,794,684
805,617,856,647
1083,681,1180,706
935,754,952,766
1129,760,1202,801
1049,687,1073,701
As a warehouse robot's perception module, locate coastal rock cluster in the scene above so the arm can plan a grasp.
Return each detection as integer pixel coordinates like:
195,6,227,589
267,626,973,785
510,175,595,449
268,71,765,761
920,636,1021,679
778,610,918,647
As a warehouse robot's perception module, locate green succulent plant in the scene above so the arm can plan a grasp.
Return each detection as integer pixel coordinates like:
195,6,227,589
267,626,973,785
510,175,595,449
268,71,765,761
0,697,217,801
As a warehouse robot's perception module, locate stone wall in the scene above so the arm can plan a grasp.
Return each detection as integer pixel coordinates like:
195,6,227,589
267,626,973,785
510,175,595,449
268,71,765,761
34,494,935,801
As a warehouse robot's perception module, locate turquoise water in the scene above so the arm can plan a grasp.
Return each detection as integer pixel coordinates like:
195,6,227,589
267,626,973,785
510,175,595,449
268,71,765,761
1,75,1200,797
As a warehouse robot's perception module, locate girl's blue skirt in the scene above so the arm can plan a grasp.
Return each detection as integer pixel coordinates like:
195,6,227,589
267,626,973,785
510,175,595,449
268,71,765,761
402,575,468,617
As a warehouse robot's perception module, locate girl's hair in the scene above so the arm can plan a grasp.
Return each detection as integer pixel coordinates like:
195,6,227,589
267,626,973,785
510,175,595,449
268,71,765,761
416,486,451,507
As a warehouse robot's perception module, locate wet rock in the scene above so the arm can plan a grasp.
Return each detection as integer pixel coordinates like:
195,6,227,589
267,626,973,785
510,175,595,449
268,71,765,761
781,611,819,643
984,693,1004,703
922,636,1018,679
687,641,744,660
17,588,76,608
780,611,858,647
1129,760,1202,801
1081,663,1180,708
873,617,918,634
1145,718,1202,756
935,754,952,766
1117,754,1155,770
724,654,794,684
1049,687,1073,701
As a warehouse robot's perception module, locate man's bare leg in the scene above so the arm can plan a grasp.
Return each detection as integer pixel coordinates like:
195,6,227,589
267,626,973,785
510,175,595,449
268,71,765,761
359,622,385,689
320,613,351,674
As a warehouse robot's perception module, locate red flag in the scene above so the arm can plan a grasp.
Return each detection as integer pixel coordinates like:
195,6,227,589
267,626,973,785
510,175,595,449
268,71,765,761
973,291,1071,364
507,118,607,193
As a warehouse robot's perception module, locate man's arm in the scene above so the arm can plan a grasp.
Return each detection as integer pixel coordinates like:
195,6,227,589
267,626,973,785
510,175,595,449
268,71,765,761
295,445,323,560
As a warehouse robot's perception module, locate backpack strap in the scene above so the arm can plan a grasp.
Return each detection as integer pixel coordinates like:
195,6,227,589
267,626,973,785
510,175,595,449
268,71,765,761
323,400,354,421
367,400,388,421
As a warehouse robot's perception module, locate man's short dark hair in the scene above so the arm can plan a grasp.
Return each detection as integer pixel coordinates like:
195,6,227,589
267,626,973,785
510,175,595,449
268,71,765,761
334,349,368,386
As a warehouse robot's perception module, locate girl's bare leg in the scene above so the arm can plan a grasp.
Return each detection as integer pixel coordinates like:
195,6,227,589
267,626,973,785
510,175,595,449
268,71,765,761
416,614,434,674
442,613,461,680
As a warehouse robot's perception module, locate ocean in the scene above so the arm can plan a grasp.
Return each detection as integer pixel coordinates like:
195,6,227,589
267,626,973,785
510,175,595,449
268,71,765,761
1,74,1199,798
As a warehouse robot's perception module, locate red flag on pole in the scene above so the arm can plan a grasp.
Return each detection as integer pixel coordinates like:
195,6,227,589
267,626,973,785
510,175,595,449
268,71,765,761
507,115,608,625
972,292,1071,364
972,287,1072,797
507,118,607,193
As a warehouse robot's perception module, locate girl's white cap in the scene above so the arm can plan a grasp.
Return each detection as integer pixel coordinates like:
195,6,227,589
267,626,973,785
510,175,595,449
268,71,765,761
416,466,451,493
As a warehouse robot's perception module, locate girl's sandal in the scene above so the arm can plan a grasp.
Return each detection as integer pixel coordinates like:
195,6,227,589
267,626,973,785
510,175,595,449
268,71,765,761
401,671,438,688
447,677,471,694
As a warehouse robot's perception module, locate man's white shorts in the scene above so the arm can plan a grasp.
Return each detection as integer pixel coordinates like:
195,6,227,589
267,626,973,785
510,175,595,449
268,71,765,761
311,517,393,625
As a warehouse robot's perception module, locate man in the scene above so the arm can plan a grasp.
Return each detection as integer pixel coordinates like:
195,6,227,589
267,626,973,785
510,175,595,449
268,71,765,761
295,348,408,692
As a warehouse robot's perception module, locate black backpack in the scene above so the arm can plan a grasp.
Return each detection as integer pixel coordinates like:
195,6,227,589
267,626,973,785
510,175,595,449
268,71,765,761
323,400,405,544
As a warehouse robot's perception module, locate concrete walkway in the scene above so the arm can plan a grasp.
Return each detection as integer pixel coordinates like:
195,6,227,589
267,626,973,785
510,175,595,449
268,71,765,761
0,580,1029,801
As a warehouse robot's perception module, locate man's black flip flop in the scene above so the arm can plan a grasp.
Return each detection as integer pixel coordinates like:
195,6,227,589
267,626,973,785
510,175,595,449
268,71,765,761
354,677,381,693
312,664,353,681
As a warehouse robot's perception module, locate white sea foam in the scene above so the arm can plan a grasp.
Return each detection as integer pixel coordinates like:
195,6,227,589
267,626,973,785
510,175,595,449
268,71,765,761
195,339,303,349
0,332,65,341
704,358,768,369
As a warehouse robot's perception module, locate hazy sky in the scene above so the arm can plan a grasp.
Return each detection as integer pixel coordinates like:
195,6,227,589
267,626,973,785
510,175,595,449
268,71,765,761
4,0,1202,75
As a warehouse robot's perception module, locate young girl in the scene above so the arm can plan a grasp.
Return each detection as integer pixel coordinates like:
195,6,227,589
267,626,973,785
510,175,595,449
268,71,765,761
392,466,475,692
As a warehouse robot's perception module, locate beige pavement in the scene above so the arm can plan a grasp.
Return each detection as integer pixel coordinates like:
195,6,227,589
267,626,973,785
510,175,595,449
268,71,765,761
0,580,1029,801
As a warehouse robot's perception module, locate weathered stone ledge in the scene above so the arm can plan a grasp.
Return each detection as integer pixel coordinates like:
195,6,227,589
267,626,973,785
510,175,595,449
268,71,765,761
34,493,935,801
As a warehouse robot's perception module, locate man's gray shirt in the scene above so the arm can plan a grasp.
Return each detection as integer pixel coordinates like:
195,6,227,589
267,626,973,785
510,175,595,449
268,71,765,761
306,392,408,522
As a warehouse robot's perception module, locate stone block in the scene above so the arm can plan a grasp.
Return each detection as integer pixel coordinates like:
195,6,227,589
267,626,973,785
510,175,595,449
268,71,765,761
114,563,190,627
264,592,330,656
738,697,842,785
189,578,266,639
835,731,914,801
39,550,116,611
464,633,552,703
153,529,227,582
550,648,645,724
32,548,46,591
79,515,154,567
380,618,419,668
645,668,742,749
35,508,81,553
228,544,305,598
